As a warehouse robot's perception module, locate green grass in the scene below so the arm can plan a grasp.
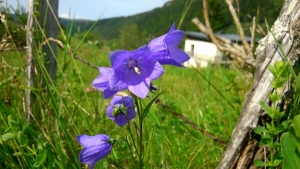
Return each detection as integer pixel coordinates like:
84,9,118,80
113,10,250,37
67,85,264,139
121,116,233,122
0,35,252,168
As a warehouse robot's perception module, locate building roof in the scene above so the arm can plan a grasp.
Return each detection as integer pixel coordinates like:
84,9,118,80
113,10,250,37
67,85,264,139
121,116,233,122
185,31,258,43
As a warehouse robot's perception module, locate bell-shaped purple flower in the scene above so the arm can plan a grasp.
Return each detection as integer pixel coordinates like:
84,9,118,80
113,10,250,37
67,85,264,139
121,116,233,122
148,23,190,67
77,134,112,169
106,95,136,127
92,67,118,99
109,46,164,98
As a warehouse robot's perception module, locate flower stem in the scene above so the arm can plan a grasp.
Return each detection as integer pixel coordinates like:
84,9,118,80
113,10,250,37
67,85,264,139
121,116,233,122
137,97,144,169
131,94,144,169
126,119,140,157
125,137,139,169
139,111,143,169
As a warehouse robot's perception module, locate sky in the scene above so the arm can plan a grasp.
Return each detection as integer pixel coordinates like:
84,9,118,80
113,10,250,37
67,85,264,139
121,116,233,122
6,0,170,20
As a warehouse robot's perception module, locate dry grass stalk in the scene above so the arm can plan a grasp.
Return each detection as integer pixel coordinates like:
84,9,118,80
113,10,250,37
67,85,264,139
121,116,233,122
193,0,258,71
225,0,252,56
192,18,256,69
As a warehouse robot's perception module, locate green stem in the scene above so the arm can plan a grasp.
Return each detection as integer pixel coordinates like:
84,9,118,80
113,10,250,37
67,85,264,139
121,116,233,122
270,99,278,167
270,118,275,166
271,32,297,78
132,94,144,169
136,97,143,169
129,94,144,168
139,111,143,169
125,137,138,169
126,116,140,157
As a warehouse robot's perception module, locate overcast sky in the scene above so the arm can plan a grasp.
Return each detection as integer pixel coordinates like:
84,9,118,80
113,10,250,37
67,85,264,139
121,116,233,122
6,0,170,20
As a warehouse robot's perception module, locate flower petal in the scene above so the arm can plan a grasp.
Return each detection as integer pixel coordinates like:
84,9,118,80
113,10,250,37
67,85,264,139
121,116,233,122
77,134,110,147
148,36,167,53
106,96,136,126
99,67,114,76
92,68,118,98
148,62,165,81
92,75,108,91
79,143,111,164
165,30,184,48
108,45,164,98
103,90,118,99
113,46,158,87
110,95,123,105
169,48,190,63
131,45,150,61
109,71,128,91
126,58,156,85
157,59,184,67
168,23,176,33
92,67,111,90
77,134,112,169
106,105,115,121
122,96,135,107
128,78,150,98
117,63,143,85
113,106,136,127
114,114,129,127
148,23,189,67
109,50,130,69
126,108,136,121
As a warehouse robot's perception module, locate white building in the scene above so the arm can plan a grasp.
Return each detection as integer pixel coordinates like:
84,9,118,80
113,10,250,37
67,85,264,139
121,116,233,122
183,31,253,68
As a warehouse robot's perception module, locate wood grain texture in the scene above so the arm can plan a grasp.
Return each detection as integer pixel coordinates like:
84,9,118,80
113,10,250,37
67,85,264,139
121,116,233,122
217,0,300,168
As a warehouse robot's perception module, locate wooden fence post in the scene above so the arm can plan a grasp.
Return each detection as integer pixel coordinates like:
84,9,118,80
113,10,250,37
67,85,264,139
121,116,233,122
25,0,34,122
37,0,59,81
217,0,300,168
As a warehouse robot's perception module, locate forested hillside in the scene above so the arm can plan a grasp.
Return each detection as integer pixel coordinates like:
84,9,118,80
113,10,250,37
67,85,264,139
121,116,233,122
59,0,282,40
1,0,283,48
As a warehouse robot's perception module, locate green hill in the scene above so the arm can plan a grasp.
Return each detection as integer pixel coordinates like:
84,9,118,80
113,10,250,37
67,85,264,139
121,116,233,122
3,0,282,48
60,0,203,40
59,0,282,41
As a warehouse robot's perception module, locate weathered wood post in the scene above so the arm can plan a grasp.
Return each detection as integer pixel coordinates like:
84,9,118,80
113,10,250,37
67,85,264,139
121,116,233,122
25,0,34,122
25,0,59,122
217,0,300,168
37,0,59,81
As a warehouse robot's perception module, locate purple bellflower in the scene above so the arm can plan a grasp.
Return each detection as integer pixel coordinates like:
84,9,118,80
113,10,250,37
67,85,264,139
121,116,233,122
106,95,136,127
109,45,164,98
92,67,118,99
148,23,190,67
77,134,113,169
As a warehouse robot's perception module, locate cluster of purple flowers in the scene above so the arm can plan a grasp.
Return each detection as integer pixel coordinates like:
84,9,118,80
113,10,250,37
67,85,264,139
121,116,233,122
77,23,189,169
92,23,189,99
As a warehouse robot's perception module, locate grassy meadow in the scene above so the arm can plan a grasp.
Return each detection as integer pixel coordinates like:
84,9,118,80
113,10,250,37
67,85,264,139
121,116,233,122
0,34,253,169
